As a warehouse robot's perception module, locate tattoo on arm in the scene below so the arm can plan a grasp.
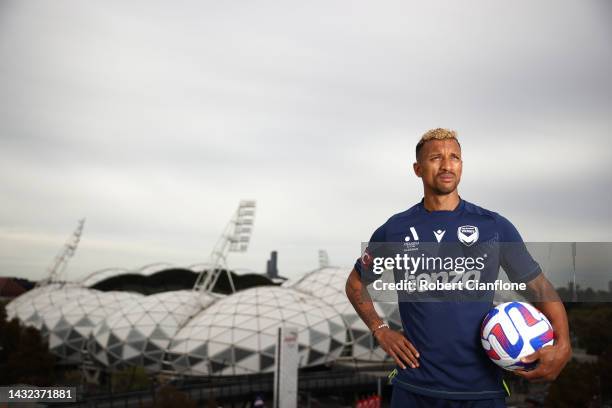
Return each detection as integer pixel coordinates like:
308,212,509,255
345,268,384,331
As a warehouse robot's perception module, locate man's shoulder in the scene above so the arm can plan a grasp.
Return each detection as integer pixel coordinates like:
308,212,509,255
385,203,422,224
463,199,506,222
463,200,522,238
368,204,421,238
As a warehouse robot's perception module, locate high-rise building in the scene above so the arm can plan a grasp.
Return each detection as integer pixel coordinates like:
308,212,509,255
266,251,278,279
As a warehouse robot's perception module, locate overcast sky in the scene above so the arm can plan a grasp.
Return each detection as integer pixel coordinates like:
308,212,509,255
1,0,611,284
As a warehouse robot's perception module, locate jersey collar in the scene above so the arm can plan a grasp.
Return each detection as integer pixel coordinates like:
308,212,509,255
418,197,465,215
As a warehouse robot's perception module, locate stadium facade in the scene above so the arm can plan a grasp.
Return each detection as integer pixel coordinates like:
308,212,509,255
5,265,400,377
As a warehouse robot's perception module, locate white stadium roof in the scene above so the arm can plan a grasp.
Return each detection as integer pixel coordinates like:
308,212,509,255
88,290,217,371
6,283,92,330
41,290,143,363
289,267,401,361
6,266,398,376
166,286,346,376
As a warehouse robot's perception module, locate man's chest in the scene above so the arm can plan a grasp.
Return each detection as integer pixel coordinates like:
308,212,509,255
383,217,500,245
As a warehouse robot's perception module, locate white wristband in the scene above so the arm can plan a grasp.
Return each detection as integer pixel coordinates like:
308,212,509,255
373,322,389,334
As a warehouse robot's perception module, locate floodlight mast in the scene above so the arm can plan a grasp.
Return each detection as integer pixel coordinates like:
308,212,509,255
36,218,86,288
318,250,330,268
193,200,256,294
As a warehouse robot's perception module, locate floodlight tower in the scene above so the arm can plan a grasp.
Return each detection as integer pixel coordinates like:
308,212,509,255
318,250,330,268
193,200,256,294
36,218,86,287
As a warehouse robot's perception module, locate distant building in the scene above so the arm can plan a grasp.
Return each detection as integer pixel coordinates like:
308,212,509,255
266,251,279,279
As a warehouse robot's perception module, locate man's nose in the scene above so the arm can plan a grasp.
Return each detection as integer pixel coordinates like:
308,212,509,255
440,156,452,171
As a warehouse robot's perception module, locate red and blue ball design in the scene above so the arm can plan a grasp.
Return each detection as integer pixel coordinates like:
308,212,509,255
480,302,554,371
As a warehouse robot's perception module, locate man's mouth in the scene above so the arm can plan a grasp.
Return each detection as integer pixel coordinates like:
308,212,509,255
438,173,455,181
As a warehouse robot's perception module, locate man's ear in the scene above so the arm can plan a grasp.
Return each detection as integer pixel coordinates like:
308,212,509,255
413,161,421,178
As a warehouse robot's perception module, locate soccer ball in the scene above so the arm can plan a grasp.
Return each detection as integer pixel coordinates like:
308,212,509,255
480,301,554,371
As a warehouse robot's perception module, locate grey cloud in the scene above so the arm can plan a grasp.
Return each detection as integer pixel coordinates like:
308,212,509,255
0,0,610,281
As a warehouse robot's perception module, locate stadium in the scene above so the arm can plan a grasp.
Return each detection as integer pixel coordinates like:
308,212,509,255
3,201,401,406
3,201,605,407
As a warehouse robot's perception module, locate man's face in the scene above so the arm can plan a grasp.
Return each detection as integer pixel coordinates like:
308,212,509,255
413,139,462,195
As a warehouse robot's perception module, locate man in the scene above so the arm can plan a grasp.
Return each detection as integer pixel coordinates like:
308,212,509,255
345,129,571,407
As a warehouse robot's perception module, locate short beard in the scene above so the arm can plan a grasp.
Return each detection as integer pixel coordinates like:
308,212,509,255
431,183,457,195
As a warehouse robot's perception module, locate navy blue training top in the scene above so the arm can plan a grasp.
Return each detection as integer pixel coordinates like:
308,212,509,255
354,198,542,400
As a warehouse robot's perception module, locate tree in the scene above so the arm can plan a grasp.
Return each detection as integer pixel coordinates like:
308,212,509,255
569,304,612,355
545,360,598,407
153,384,196,408
599,345,612,402
111,366,151,393
0,302,56,386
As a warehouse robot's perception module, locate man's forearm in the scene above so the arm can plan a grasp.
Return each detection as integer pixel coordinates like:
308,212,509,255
345,268,384,331
527,274,572,350
534,301,571,350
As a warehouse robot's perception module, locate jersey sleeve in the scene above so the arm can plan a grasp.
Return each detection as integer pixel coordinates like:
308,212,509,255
354,223,386,284
497,215,542,283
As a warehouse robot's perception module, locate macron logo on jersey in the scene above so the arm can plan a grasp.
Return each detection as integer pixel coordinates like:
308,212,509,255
433,229,446,243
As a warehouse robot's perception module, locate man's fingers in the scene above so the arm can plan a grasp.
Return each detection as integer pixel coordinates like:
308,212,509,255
403,339,420,358
388,350,406,370
520,350,541,364
393,344,419,368
514,366,546,381
513,369,533,380
376,331,420,369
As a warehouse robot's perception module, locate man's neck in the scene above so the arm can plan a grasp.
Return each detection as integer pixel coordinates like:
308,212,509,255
422,192,461,212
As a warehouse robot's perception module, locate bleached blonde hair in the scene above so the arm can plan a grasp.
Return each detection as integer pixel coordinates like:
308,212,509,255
416,128,460,159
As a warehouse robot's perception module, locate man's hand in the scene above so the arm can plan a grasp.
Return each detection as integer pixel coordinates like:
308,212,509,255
518,274,573,382
374,328,420,369
514,343,572,382
345,268,420,370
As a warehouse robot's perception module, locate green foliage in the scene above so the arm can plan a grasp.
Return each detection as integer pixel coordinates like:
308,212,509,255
61,369,84,386
546,304,612,406
111,366,151,393
0,302,56,386
557,285,612,303
545,360,599,408
599,345,612,401
569,304,612,355
153,384,196,408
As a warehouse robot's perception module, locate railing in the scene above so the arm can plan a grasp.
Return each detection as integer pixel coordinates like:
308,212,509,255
64,369,390,407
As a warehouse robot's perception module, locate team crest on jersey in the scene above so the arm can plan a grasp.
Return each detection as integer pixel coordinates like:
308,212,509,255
457,225,479,246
